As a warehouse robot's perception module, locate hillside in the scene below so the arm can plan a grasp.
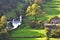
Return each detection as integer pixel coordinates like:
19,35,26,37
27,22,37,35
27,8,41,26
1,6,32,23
0,0,60,40
11,0,60,40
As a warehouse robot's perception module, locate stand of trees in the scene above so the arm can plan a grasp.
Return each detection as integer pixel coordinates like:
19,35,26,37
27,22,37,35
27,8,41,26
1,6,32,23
0,0,25,12
0,0,17,12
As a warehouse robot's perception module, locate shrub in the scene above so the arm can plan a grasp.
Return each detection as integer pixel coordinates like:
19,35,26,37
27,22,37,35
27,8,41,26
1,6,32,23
29,20,37,28
44,27,51,37
44,27,49,33
37,20,43,28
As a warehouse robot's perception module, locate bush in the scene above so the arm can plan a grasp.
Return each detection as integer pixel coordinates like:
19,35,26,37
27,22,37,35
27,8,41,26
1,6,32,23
44,27,51,37
29,20,37,28
37,20,43,28
44,27,49,33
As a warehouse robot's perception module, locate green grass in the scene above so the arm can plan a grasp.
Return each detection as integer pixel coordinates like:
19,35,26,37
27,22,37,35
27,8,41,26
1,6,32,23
11,29,46,40
43,0,60,18
12,29,46,37
52,0,60,1
12,38,60,40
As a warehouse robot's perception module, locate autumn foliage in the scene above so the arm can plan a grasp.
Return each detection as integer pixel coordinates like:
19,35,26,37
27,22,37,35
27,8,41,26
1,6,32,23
26,3,41,16
0,15,7,33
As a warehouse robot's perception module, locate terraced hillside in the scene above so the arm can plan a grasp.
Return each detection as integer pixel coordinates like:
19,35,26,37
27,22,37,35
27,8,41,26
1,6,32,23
43,0,60,18
10,0,60,40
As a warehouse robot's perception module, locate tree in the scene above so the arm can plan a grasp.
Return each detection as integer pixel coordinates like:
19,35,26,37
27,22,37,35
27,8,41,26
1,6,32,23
0,15,7,33
26,3,47,21
26,3,41,20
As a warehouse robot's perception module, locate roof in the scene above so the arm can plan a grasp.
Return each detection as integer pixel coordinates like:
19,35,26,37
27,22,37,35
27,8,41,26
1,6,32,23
50,17,60,24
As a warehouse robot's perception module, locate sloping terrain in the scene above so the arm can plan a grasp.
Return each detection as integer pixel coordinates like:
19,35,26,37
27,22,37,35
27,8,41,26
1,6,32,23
5,0,60,40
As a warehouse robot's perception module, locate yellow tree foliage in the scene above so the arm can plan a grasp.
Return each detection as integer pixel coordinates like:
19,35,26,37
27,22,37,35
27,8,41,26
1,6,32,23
1,15,6,24
0,15,6,29
44,27,50,33
26,3,41,16
26,6,32,16
0,15,7,33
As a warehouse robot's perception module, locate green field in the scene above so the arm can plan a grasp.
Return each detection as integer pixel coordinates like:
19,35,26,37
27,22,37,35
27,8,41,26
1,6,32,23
11,29,46,40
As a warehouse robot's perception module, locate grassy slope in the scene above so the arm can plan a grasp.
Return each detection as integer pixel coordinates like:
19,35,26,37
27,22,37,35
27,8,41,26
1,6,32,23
11,29,46,40
5,0,60,40
44,0,60,19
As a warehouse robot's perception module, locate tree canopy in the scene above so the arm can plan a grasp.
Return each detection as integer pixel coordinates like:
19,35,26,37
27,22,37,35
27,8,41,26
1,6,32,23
26,3,41,16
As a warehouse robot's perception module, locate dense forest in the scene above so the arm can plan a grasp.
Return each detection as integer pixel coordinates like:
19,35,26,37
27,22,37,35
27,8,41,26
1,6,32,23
0,0,51,13
0,0,27,13
0,0,16,12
